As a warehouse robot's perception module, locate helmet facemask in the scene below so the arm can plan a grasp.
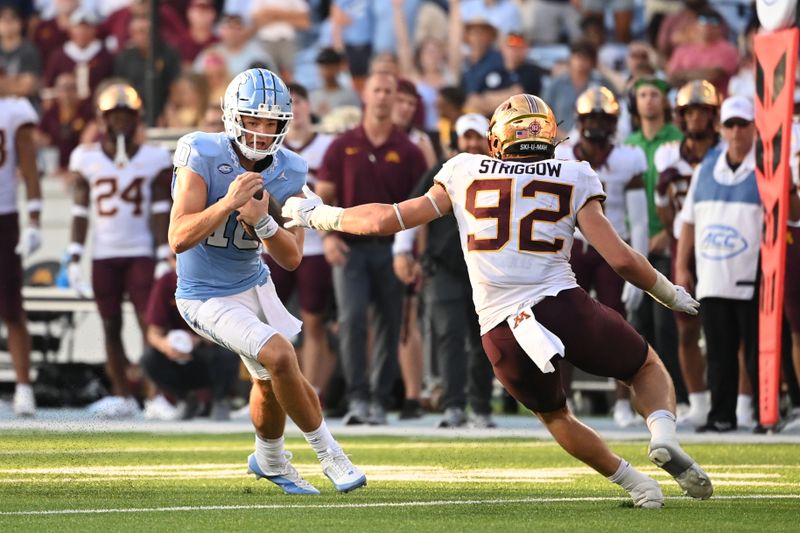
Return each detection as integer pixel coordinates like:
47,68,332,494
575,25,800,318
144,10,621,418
579,113,617,145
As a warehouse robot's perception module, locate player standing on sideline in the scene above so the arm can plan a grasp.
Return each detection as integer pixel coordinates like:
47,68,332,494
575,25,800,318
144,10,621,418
654,80,721,428
283,94,713,508
0,94,41,416
169,68,365,495
554,86,649,428
67,81,173,418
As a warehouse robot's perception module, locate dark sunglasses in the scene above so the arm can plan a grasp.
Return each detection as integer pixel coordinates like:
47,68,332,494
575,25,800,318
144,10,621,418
722,118,752,129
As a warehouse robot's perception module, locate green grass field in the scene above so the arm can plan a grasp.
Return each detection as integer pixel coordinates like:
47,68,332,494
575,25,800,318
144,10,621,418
0,432,797,531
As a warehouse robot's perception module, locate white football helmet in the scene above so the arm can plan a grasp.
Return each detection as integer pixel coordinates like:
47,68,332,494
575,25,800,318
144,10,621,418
222,68,293,161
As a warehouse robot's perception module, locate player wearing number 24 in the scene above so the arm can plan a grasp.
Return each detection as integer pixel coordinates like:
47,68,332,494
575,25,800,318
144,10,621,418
67,81,173,417
283,94,713,508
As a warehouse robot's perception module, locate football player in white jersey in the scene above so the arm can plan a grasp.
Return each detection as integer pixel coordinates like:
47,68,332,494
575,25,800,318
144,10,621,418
0,95,41,416
67,81,173,418
263,82,337,401
554,86,649,428
653,80,721,427
284,94,713,508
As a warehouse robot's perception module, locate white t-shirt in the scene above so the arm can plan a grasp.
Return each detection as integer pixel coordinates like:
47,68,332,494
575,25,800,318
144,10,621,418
69,143,172,260
434,153,605,334
0,97,38,216
285,132,335,256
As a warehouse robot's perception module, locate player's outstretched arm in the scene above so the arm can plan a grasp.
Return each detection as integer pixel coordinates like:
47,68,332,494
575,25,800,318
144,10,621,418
169,169,262,253
284,184,452,236
578,199,699,315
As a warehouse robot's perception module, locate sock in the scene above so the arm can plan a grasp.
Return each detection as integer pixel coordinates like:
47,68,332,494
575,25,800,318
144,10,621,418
688,391,710,412
614,399,632,411
15,383,32,394
608,459,650,491
255,434,286,472
646,409,677,444
736,394,753,417
303,420,341,459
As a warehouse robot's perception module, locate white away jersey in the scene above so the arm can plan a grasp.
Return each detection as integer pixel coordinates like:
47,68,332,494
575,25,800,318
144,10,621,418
0,97,38,215
434,153,606,334
285,132,334,256
69,143,172,260
554,143,646,241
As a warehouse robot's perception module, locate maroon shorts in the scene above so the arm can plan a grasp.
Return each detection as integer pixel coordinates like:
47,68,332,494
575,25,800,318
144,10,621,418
570,240,624,316
0,213,23,322
785,226,800,333
263,254,332,314
482,287,648,413
91,257,155,318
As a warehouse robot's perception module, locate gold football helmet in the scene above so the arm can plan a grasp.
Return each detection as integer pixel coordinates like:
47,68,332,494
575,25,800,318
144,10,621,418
575,86,620,117
96,82,143,114
487,94,558,160
675,80,720,111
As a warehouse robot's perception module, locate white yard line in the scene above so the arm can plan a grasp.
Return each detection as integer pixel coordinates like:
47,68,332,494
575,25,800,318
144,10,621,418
1,495,799,517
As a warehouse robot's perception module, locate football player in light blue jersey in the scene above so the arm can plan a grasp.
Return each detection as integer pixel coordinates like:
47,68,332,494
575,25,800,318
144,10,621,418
168,68,366,495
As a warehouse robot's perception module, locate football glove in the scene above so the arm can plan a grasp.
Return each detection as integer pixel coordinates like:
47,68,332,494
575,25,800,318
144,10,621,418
15,227,42,259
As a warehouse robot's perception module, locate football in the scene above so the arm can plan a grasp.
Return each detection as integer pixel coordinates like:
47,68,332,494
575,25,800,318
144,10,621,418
240,192,284,240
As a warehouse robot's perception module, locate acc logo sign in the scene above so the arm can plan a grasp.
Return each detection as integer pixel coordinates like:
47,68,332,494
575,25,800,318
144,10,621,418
700,224,748,260
217,163,233,174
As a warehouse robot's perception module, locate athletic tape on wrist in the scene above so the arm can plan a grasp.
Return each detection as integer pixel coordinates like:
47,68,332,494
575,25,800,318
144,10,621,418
67,242,84,257
156,244,172,260
71,204,89,217
152,200,171,214
254,215,279,239
27,199,42,212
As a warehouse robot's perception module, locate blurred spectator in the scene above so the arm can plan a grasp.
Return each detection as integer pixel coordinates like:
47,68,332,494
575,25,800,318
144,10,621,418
36,72,93,175
656,0,729,61
101,0,186,54
676,96,760,432
43,8,113,102
159,72,208,129
173,0,218,65
0,4,40,99
727,18,758,100
266,82,338,403
142,255,240,421
331,0,375,93
194,13,270,77
393,79,436,167
581,0,634,43
465,32,546,116
308,47,361,118
249,0,310,81
542,41,613,135
369,52,400,77
198,50,230,105
199,102,223,132
372,0,421,56
113,14,181,120
436,85,466,158
580,14,629,86
522,0,580,44
460,0,521,36
32,0,77,65
667,8,738,97
625,77,686,407
454,13,504,99
392,1,457,133
316,72,428,425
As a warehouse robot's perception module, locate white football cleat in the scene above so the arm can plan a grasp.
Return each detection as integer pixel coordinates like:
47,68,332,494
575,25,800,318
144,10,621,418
648,441,713,500
613,400,638,428
13,384,36,417
627,476,664,509
87,396,140,418
247,452,320,495
320,448,367,493
143,395,179,421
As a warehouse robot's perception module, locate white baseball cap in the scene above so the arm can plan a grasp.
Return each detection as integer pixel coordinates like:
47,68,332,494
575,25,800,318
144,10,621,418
720,95,754,123
455,113,490,137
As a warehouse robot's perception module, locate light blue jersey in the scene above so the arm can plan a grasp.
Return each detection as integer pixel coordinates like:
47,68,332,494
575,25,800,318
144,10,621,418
172,131,307,300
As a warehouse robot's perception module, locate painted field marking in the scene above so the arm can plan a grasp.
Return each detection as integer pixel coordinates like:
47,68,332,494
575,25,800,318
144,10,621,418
1,495,799,517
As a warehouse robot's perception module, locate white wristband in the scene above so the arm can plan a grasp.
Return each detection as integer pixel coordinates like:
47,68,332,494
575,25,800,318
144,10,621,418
71,205,89,218
27,199,42,212
254,215,279,239
67,242,84,257
393,227,418,255
152,200,171,214
646,270,677,307
156,243,171,260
